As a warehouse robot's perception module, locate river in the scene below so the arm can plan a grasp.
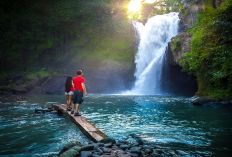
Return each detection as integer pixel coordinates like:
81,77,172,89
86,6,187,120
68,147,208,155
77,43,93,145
0,94,231,156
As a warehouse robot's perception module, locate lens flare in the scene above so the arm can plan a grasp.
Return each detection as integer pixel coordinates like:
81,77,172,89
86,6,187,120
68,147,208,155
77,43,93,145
127,0,141,12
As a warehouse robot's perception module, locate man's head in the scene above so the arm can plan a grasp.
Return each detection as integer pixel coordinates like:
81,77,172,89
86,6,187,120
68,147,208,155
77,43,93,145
77,70,83,76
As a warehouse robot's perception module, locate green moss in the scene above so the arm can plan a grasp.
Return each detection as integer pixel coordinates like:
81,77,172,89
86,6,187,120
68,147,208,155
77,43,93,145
171,39,181,51
27,71,50,79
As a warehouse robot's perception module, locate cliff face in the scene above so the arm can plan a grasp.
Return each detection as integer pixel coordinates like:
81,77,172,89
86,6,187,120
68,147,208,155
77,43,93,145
169,0,232,100
179,0,205,30
169,32,192,66
170,0,226,66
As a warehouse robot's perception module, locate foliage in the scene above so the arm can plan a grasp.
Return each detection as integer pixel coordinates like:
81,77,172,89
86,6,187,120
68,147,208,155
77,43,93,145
180,0,232,99
171,39,180,51
0,0,134,74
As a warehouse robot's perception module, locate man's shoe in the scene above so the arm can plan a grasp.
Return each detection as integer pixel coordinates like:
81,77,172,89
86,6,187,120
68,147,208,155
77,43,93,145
71,110,74,114
74,112,81,116
67,108,71,111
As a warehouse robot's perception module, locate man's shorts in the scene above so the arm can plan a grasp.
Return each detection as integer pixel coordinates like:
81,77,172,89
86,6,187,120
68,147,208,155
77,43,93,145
65,91,73,96
73,90,84,104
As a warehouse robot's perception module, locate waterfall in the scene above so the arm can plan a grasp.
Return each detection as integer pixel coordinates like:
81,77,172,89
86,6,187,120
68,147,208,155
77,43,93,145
124,12,180,95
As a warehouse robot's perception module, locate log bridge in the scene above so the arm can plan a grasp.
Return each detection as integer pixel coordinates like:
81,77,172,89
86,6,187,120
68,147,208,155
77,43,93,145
52,104,108,143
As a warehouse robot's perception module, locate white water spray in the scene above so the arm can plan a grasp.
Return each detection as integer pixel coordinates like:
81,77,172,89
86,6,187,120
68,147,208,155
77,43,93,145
124,12,180,95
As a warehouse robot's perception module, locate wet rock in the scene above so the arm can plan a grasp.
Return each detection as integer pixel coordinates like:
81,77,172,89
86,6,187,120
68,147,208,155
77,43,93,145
192,97,211,105
150,152,161,157
99,137,116,144
92,152,101,157
136,138,144,145
96,148,103,154
120,144,130,150
80,151,92,157
97,143,105,147
81,144,94,151
153,149,163,154
131,142,139,146
131,153,139,157
72,146,81,152
115,142,121,146
115,149,126,155
141,151,148,157
142,145,151,150
101,147,111,153
130,146,141,154
104,143,113,148
112,145,118,149
118,140,127,144
59,148,79,157
58,141,81,156
144,148,151,154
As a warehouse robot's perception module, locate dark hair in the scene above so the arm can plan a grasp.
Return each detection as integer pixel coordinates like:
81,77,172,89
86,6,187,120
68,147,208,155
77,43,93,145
77,70,82,75
65,75,72,93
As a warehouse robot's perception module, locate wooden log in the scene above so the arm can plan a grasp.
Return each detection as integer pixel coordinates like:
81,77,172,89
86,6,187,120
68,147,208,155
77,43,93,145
52,104,108,142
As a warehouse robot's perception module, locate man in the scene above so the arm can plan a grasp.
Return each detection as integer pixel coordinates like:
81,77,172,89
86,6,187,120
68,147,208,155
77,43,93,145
71,70,87,116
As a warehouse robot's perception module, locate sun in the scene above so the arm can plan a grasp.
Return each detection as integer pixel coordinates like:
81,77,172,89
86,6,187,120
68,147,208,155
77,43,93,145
127,0,142,12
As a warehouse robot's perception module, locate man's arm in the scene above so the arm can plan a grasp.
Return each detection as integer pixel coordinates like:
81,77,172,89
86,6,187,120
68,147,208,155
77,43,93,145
81,83,87,96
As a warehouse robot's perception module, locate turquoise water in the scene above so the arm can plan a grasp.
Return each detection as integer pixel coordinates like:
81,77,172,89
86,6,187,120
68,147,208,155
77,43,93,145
0,94,232,156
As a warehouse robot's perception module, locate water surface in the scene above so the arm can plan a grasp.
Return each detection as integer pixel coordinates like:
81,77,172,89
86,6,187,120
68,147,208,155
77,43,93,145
0,94,231,156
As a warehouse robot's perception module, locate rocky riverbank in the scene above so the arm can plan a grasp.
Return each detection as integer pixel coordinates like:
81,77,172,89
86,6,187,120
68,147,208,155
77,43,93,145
58,136,191,157
190,96,232,108
0,95,26,103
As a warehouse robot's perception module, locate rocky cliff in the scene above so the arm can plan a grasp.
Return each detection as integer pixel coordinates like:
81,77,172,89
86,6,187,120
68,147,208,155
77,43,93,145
170,0,226,66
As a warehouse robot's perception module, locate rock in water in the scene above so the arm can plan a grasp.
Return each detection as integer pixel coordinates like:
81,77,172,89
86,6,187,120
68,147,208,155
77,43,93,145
80,151,92,157
58,141,81,156
81,144,94,151
59,148,79,157
99,137,116,144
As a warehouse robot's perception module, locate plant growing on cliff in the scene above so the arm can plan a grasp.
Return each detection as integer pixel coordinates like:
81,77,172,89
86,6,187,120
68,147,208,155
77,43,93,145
181,0,232,99
171,39,181,51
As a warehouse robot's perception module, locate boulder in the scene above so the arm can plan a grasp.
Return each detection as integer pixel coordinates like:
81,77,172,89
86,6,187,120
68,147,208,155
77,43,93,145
59,148,79,157
72,146,81,152
101,147,111,153
120,145,130,150
99,137,116,144
104,143,113,148
58,141,81,156
81,144,94,151
130,147,141,154
149,152,161,157
96,148,103,154
136,138,143,145
80,151,92,157
12,86,28,94
192,97,211,105
41,76,66,94
35,76,49,86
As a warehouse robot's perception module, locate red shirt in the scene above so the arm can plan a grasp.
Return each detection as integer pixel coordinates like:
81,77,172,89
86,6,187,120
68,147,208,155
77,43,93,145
70,84,74,91
73,76,85,92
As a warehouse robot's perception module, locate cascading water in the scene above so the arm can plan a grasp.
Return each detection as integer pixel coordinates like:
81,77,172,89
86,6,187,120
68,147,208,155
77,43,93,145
124,12,180,95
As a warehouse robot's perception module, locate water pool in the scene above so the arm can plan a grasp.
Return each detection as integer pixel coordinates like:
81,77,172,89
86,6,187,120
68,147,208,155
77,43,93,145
0,94,231,156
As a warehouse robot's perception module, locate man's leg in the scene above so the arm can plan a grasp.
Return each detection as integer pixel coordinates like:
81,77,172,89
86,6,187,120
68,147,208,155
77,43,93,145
76,103,80,112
